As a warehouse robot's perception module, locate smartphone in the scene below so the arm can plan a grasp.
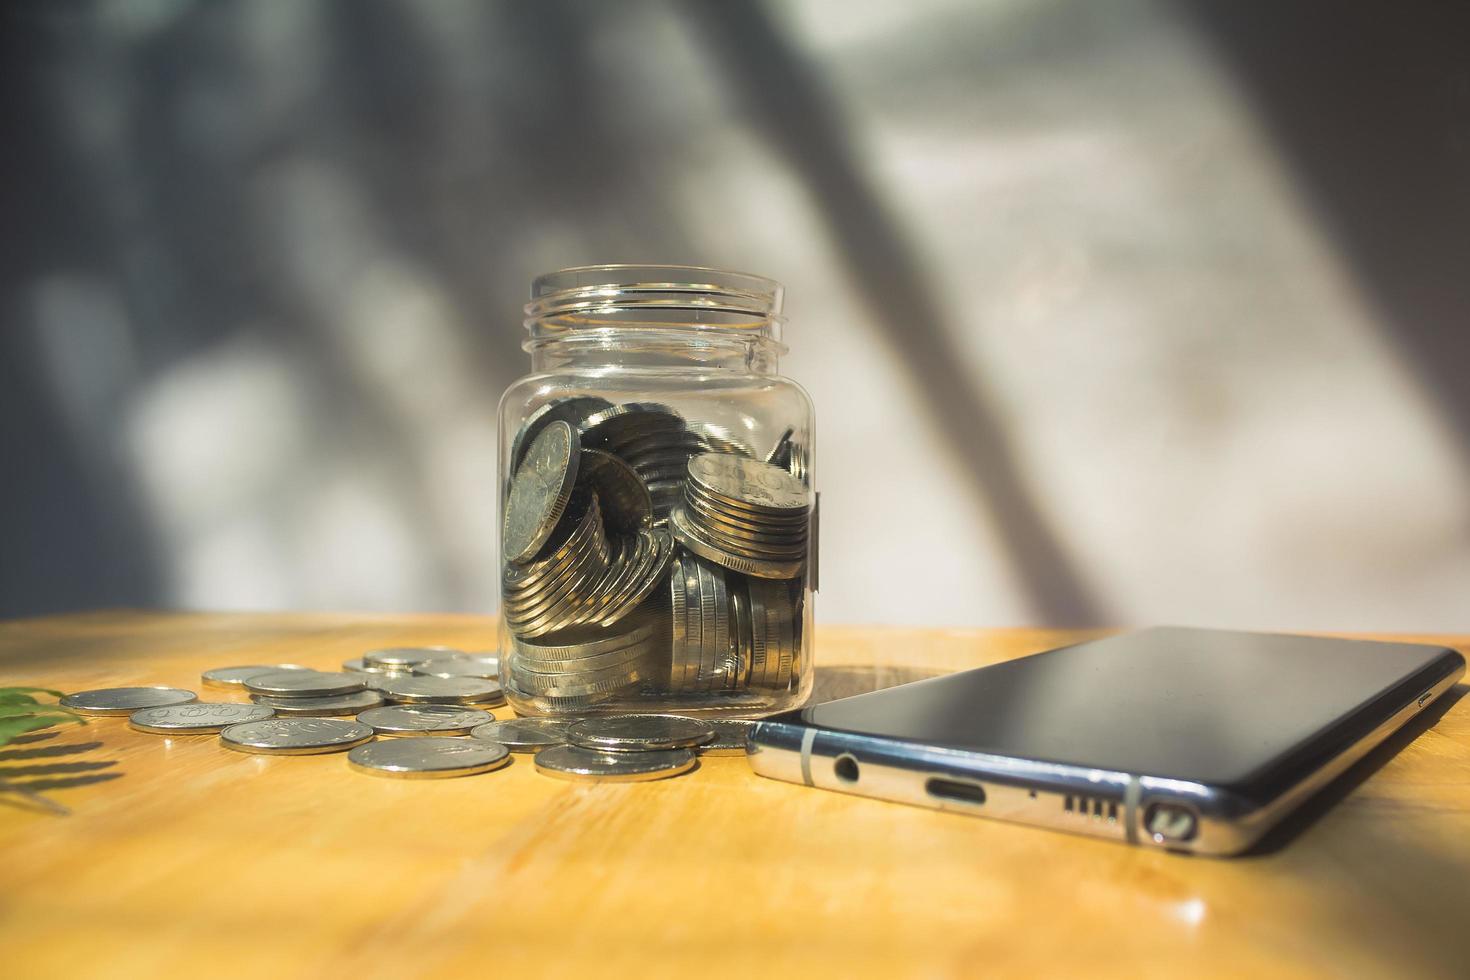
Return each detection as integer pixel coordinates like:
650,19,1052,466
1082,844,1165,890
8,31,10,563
747,627,1463,856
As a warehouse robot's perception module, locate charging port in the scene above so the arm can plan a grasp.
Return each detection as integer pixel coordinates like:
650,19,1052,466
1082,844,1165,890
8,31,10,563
926,778,987,806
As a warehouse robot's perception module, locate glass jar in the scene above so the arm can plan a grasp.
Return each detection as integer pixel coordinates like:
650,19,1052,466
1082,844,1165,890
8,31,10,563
496,265,816,718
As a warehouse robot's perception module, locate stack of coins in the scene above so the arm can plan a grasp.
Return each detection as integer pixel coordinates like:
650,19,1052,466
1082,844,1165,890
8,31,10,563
500,398,812,711
509,610,669,711
671,454,809,580
534,714,713,781
243,670,384,716
666,554,801,694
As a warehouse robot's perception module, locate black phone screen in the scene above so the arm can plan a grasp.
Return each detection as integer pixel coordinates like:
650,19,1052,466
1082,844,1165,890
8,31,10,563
798,628,1460,796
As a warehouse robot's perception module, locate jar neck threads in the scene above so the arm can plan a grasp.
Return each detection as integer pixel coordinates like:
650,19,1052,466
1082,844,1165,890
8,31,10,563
524,265,786,372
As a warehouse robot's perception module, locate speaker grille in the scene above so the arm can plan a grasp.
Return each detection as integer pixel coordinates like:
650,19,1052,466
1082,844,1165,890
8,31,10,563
1064,794,1119,823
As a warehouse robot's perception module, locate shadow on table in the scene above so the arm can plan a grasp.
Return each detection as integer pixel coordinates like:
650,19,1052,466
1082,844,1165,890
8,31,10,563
811,664,946,705
1239,683,1470,975
0,727,122,815
1247,683,1467,856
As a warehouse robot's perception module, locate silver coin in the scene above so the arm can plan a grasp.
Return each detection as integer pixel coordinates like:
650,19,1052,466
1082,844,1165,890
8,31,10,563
670,505,805,579
376,675,505,705
502,499,613,636
469,717,572,752
578,403,684,451
512,396,613,469
512,614,662,661
568,714,716,751
687,453,809,512
250,690,385,716
363,648,447,671
591,528,674,628
129,702,276,734
503,491,608,594
513,641,653,676
577,448,653,534
503,419,580,564
348,736,511,779
357,704,493,736
201,664,311,689
534,744,697,782
698,718,756,756
341,657,400,675
508,659,653,698
60,687,197,717
220,718,374,755
412,656,500,680
243,670,367,698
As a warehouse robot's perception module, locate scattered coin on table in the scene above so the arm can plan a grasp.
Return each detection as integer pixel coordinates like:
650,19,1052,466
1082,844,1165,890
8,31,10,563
201,665,310,689
697,718,756,756
347,736,511,779
361,646,452,669
568,714,715,752
534,744,697,782
249,690,384,716
342,657,399,675
357,704,493,736
375,676,504,705
243,671,367,698
412,656,500,680
60,687,198,716
129,702,276,734
470,716,572,752
220,718,374,755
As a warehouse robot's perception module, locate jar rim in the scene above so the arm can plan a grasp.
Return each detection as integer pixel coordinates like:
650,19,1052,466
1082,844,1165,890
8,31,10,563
526,264,785,327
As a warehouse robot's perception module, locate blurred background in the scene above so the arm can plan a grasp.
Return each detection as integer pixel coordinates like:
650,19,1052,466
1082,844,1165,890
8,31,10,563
3,0,1468,630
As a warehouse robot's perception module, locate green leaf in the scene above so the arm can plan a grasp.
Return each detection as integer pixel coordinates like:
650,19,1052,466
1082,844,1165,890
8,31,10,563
0,713,83,747
0,687,65,698
0,693,41,707
0,704,61,720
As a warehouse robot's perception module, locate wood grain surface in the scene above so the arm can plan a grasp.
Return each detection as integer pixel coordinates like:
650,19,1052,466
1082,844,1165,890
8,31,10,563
1,612,1466,979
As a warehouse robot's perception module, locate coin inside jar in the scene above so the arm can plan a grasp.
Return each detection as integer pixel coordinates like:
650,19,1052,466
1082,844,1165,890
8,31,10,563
503,420,580,564
347,737,511,778
576,448,653,534
357,704,493,736
534,744,697,782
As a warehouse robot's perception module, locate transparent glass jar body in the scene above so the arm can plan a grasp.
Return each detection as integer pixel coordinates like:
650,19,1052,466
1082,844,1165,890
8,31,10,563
496,266,815,718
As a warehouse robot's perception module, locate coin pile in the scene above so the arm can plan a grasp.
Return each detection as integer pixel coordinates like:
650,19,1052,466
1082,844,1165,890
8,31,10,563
65,670,747,783
500,399,813,711
343,647,504,696
534,713,714,781
243,669,384,716
509,608,670,712
671,453,810,579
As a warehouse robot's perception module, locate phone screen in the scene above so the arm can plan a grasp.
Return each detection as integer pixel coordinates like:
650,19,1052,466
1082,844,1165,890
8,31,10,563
798,628,1456,793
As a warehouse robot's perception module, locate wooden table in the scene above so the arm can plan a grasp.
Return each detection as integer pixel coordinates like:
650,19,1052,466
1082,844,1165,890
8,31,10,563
1,613,1466,978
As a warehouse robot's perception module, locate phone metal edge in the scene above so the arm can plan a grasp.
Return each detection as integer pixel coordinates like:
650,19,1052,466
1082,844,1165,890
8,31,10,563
747,661,1464,857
